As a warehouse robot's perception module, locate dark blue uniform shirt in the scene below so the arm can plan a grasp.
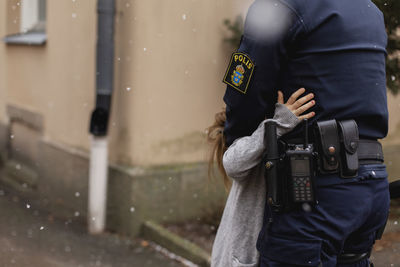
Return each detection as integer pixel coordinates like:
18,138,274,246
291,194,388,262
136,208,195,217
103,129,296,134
223,0,388,147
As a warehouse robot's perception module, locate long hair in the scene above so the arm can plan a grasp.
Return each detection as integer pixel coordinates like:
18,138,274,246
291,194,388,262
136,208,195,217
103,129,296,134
206,108,231,189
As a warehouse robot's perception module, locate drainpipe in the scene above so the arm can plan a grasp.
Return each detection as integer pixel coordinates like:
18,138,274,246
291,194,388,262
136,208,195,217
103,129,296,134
88,0,115,234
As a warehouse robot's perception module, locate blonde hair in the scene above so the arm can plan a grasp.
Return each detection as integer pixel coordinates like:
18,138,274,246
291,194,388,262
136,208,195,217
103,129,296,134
206,108,231,189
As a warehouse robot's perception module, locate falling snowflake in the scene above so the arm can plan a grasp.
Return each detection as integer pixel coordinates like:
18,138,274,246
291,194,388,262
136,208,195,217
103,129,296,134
302,203,312,212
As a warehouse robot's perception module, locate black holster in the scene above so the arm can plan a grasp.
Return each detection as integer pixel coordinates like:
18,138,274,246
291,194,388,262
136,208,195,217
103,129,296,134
314,119,359,178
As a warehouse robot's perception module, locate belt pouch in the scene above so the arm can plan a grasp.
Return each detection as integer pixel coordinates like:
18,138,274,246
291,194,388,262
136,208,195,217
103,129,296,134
338,120,359,177
315,120,340,174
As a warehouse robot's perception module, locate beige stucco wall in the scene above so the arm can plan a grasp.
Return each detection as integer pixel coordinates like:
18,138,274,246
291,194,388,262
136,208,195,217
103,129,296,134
2,0,254,166
382,91,400,145
109,0,253,166
0,0,6,122
5,0,96,155
1,0,399,167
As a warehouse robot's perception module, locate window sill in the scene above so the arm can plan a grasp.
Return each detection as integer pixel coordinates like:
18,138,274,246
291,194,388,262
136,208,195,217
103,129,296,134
3,31,47,46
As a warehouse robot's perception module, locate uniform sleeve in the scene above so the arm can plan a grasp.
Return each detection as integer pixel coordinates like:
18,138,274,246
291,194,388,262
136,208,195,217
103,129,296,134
223,103,300,180
223,0,305,147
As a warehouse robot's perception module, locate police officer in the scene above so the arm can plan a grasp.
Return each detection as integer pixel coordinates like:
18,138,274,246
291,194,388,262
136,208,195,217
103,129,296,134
222,0,389,266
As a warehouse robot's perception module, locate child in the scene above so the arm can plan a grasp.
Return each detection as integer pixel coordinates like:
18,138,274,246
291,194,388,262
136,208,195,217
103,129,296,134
207,88,315,267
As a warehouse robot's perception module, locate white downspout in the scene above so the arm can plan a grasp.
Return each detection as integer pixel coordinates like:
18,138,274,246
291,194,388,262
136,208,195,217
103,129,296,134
88,136,108,234
88,0,115,234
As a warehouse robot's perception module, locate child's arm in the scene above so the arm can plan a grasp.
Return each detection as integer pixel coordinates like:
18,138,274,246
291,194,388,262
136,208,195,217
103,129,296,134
223,89,315,180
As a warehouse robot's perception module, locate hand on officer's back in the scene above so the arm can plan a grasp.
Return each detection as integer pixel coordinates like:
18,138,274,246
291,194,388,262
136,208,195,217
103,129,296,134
278,88,316,121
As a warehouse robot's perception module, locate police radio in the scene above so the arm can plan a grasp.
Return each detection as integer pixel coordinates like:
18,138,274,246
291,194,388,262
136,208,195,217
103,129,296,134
265,119,316,212
285,120,316,204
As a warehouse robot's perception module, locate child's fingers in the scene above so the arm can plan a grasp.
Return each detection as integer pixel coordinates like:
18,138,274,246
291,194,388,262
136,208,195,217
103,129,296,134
286,88,306,105
277,91,284,104
298,111,316,121
292,93,314,109
294,99,316,116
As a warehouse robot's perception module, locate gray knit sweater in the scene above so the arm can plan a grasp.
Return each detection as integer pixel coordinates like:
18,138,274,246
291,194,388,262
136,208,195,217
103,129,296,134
210,103,301,267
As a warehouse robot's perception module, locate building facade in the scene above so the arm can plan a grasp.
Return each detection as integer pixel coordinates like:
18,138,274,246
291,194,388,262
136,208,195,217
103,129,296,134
0,0,255,236
0,0,399,236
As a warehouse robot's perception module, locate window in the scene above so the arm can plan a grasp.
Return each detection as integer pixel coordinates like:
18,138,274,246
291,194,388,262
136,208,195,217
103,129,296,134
20,0,46,33
3,0,47,45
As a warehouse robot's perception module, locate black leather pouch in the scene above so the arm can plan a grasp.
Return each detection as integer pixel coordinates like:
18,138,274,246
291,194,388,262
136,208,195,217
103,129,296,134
315,120,340,174
338,120,359,178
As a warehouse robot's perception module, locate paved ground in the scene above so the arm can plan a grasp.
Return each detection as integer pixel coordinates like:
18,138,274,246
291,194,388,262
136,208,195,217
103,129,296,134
0,185,398,267
371,218,400,267
0,189,184,267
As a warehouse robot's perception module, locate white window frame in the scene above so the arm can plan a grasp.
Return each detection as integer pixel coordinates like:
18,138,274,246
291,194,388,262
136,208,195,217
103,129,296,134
20,0,46,33
3,0,47,45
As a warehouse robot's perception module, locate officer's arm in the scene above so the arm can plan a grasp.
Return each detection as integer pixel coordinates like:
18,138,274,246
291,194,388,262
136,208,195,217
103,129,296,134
223,0,304,147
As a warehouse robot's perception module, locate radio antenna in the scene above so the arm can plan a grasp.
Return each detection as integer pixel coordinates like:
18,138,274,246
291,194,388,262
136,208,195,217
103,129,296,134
304,119,309,149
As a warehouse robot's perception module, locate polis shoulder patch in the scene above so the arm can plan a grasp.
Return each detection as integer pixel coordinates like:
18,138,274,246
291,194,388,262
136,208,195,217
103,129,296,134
223,52,255,94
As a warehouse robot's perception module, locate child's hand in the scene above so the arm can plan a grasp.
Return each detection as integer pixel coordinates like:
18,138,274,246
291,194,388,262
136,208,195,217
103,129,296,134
277,88,316,121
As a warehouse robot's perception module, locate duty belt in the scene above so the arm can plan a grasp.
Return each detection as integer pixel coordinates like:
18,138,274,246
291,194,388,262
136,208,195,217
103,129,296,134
357,139,384,165
284,138,384,164
284,119,384,178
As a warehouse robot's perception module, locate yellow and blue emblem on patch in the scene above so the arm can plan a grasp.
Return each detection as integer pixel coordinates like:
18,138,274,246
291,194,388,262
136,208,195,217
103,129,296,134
223,52,255,94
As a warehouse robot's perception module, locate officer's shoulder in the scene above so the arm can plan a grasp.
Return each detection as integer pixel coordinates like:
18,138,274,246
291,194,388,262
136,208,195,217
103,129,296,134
262,0,308,24
274,0,314,31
